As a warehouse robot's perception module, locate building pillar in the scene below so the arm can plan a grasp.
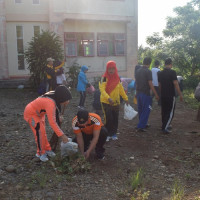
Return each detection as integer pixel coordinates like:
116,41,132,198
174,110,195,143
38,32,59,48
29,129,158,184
126,0,138,79
48,0,64,45
0,0,9,79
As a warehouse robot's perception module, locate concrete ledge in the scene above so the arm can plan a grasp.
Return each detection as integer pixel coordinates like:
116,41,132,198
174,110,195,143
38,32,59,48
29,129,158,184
0,79,31,89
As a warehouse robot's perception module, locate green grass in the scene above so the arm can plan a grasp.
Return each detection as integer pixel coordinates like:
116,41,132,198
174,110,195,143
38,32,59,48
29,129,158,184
130,168,144,191
170,180,185,200
183,89,200,110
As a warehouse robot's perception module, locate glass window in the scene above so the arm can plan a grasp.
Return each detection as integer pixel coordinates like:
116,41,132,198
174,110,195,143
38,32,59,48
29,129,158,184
33,26,40,36
64,32,94,57
15,0,22,3
32,0,39,4
16,26,25,70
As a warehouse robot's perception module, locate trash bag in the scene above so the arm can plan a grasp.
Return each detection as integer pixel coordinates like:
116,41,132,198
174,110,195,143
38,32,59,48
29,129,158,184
60,138,78,158
124,104,138,120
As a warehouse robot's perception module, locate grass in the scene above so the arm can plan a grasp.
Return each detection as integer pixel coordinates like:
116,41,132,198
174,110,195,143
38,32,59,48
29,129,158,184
183,89,200,110
170,180,185,200
130,168,144,191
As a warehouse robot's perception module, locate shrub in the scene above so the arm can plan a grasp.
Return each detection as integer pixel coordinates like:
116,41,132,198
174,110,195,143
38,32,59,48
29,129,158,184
25,30,63,88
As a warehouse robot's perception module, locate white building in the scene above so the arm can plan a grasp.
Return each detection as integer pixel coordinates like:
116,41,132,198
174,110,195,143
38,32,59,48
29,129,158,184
0,0,138,80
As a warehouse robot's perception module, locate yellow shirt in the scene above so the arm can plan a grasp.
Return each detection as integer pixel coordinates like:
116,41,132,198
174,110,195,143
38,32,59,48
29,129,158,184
99,78,128,106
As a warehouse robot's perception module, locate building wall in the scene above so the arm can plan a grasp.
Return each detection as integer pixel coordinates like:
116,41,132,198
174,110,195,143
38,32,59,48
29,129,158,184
0,0,138,79
6,22,49,77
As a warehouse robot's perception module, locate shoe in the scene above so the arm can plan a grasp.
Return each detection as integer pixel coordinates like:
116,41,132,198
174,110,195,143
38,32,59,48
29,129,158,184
46,150,56,157
145,124,151,129
162,129,171,134
106,136,111,142
111,135,118,140
97,154,105,160
35,153,40,158
136,128,147,132
40,154,49,162
78,106,85,110
168,125,172,130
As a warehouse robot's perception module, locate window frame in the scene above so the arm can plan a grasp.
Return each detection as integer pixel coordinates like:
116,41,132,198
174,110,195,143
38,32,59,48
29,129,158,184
32,0,40,5
33,25,41,37
114,33,126,56
16,25,25,70
15,0,22,4
64,32,95,57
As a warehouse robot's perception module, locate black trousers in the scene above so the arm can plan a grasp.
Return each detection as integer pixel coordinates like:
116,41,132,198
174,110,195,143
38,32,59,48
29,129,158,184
73,126,108,156
79,91,86,107
102,103,119,136
161,96,176,130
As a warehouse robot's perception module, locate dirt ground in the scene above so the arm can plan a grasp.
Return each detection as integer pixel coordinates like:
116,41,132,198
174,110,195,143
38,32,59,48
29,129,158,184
0,88,200,200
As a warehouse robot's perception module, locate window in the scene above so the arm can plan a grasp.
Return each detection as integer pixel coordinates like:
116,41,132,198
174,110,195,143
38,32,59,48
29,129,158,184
15,0,22,3
97,33,126,56
33,26,40,36
114,33,126,56
32,0,39,4
16,26,25,70
64,32,94,57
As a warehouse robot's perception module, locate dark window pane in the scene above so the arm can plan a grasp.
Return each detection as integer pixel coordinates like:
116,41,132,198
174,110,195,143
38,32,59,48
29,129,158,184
18,55,25,70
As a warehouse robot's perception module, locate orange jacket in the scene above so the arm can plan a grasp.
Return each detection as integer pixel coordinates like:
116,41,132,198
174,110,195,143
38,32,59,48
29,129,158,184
72,113,103,135
24,97,64,137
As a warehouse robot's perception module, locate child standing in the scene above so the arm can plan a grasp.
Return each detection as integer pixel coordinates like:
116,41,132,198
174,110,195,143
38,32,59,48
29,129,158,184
99,61,128,141
77,65,89,109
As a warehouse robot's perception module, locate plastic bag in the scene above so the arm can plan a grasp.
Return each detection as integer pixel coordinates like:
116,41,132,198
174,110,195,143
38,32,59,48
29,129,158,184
86,84,95,94
124,104,138,120
60,138,78,158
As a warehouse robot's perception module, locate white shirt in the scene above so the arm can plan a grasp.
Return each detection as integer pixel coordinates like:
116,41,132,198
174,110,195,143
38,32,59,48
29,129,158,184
151,67,160,86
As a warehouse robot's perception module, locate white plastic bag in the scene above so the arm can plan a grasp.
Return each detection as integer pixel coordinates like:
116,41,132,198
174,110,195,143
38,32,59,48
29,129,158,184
60,138,78,158
124,104,138,120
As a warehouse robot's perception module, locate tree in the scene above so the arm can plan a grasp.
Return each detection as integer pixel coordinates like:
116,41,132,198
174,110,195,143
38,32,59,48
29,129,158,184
163,0,200,79
25,30,64,88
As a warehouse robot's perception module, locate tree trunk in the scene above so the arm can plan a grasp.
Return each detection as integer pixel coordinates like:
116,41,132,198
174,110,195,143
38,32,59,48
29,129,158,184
197,105,200,122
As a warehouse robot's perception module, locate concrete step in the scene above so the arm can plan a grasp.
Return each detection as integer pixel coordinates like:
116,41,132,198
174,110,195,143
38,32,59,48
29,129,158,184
0,79,30,89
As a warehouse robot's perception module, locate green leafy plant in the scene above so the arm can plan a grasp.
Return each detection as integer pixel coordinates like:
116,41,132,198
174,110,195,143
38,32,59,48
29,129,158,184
170,180,185,200
25,30,63,88
66,62,81,88
131,189,150,200
52,153,91,175
130,168,144,190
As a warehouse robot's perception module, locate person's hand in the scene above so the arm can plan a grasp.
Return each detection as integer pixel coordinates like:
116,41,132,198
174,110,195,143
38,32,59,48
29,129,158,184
61,134,68,143
155,95,159,101
108,98,114,105
179,95,183,102
59,115,64,123
125,100,129,105
84,150,90,159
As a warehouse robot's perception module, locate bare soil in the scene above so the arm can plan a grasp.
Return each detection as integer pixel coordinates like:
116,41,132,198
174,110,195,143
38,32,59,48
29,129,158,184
0,88,200,200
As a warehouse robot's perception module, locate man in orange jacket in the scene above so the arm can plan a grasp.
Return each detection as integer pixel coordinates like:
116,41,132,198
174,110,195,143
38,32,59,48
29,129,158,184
24,85,72,162
72,110,108,160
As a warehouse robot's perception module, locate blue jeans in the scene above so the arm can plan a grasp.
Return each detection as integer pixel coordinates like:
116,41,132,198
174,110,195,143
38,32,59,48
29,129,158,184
137,93,152,129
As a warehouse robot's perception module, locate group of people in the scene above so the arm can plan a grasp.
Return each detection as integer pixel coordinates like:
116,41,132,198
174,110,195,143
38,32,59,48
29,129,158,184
135,57,183,134
24,58,183,162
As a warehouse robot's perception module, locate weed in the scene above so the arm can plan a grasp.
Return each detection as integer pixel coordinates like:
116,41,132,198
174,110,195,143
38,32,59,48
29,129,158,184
170,179,184,200
52,153,91,175
130,168,144,191
31,171,48,188
131,189,150,200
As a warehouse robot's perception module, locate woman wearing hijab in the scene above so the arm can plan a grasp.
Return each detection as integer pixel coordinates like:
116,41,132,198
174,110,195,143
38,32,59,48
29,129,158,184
99,61,128,141
24,85,72,162
77,65,89,109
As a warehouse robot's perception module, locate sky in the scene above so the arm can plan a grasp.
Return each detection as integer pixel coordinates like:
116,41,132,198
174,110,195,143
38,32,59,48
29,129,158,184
138,0,191,46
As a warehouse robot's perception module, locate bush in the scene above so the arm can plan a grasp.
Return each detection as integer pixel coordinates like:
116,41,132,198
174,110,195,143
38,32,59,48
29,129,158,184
25,30,63,88
66,62,81,88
